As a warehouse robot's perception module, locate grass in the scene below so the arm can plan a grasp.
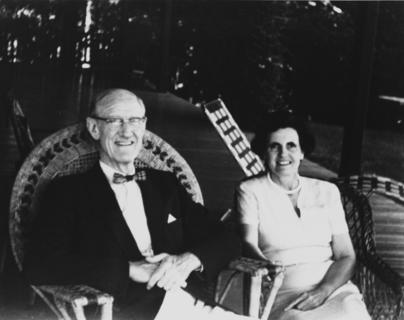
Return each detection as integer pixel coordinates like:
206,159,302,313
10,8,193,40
308,122,343,174
308,122,404,182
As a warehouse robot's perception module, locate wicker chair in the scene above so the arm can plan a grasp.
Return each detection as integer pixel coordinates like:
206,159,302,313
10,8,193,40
9,123,280,320
334,178,404,320
9,123,205,320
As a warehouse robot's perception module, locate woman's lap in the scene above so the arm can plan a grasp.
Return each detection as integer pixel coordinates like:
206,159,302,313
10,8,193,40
268,282,370,320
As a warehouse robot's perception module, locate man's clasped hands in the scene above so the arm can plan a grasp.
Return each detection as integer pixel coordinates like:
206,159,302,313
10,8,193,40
129,252,202,291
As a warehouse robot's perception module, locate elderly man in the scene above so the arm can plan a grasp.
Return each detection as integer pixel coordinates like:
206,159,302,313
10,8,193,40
24,89,251,320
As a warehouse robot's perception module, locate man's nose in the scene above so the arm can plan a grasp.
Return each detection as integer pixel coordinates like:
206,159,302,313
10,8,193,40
119,121,133,136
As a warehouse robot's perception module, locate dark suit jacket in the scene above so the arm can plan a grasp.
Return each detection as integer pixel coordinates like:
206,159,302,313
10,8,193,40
24,164,240,319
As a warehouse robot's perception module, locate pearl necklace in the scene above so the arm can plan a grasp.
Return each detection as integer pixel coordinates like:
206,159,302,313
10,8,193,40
283,179,302,195
268,173,302,195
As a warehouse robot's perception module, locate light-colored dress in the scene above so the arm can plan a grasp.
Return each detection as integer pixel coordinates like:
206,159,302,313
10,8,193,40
236,174,370,320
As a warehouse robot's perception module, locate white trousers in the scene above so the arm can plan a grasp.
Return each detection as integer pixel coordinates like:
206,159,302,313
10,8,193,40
154,288,257,320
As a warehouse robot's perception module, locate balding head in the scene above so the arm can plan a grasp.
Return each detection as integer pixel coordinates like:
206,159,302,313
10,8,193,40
92,88,145,117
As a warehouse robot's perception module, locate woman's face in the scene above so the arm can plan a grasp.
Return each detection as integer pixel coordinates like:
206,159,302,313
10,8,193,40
265,127,304,180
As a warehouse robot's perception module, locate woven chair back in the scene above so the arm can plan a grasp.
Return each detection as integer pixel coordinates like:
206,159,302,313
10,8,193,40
336,183,376,260
338,174,404,205
9,123,203,271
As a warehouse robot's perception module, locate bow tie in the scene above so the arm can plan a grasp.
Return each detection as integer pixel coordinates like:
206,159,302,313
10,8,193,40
112,171,146,184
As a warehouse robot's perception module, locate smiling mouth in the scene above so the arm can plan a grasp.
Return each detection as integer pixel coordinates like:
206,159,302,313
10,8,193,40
277,160,292,166
116,141,135,146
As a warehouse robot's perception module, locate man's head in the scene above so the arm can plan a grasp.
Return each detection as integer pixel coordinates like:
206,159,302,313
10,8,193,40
86,89,147,173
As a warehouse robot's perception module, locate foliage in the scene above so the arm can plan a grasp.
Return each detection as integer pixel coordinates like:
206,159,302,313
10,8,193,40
170,1,355,129
311,121,404,182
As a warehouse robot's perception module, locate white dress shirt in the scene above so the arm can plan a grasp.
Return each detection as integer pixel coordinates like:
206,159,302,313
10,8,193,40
99,161,153,257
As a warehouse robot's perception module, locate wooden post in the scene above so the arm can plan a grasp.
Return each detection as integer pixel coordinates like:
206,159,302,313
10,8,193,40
339,2,380,176
159,0,173,92
59,1,80,68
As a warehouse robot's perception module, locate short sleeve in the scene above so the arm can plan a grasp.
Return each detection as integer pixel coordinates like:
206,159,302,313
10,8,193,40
236,182,259,227
328,183,349,235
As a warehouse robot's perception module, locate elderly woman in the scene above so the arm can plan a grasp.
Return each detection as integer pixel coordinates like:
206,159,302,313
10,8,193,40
236,111,370,320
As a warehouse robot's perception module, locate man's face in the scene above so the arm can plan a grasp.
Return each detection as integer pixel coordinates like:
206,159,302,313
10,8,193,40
87,98,146,172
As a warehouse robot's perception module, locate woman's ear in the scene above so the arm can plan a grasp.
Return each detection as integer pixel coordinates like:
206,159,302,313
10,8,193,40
86,117,100,140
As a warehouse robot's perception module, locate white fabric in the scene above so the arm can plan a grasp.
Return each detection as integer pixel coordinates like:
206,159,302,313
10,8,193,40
154,288,257,320
100,161,153,256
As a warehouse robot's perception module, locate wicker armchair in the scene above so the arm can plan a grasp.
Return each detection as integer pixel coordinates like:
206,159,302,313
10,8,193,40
335,178,404,320
9,123,205,320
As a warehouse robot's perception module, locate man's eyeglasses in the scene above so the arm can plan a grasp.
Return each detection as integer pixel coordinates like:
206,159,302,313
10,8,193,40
91,116,147,128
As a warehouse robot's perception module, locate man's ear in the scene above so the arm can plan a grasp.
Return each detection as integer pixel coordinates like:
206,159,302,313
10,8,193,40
86,117,100,140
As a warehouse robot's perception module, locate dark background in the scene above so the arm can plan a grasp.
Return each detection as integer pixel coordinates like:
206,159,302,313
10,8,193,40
0,1,403,130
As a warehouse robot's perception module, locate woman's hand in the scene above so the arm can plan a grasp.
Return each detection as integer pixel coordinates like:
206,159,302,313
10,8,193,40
284,286,331,311
284,232,356,312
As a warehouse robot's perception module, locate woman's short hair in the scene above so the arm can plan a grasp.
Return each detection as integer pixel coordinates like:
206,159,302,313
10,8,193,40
251,110,315,158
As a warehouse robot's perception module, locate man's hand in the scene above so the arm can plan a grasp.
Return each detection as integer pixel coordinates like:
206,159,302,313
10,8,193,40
284,286,330,311
129,260,159,283
145,252,202,291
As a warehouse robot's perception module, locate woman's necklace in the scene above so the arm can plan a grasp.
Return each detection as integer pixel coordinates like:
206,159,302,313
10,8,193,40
268,173,302,195
284,179,302,195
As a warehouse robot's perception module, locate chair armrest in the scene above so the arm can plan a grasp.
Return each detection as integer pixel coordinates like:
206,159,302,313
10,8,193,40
228,256,283,276
34,284,113,320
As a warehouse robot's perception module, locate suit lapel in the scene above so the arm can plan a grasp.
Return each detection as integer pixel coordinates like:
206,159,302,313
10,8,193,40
85,164,142,260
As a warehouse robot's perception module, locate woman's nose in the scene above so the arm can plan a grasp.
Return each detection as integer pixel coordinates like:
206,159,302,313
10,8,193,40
279,146,287,156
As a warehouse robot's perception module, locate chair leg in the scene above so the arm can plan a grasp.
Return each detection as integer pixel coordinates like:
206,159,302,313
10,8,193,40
248,274,262,318
260,272,284,320
100,300,113,320
54,298,73,320
71,303,86,320
28,289,37,306
215,270,240,305
242,273,250,315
